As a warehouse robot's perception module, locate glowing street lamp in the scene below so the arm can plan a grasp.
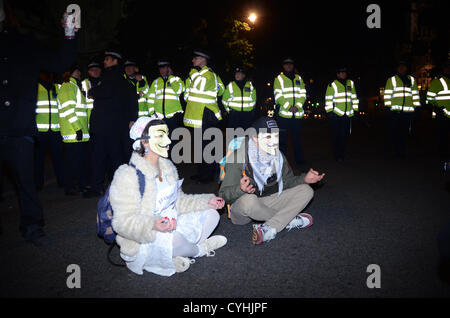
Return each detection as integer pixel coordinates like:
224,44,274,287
248,12,257,23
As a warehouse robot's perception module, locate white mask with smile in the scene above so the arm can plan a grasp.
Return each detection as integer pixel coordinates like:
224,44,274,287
146,124,171,158
256,132,279,156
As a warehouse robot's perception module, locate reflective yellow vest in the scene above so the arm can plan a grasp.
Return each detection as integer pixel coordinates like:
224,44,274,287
427,77,450,118
36,83,61,132
147,75,185,119
183,66,224,128
325,79,359,117
124,74,151,117
222,81,256,112
383,75,420,112
57,78,90,143
273,73,307,118
81,78,94,124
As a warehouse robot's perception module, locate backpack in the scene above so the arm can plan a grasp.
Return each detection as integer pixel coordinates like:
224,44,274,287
96,163,146,244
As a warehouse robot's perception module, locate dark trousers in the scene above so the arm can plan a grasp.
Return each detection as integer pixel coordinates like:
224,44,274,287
198,108,220,179
277,116,304,164
227,110,255,130
0,136,44,237
165,112,182,135
165,113,182,159
388,111,412,158
34,131,64,189
63,142,89,192
90,133,125,193
329,113,351,161
436,115,450,162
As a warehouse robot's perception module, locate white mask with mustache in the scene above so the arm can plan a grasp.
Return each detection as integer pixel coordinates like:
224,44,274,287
256,132,279,156
147,124,171,158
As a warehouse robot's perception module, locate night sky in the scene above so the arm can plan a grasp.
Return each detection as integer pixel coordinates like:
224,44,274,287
107,0,449,103
8,0,450,105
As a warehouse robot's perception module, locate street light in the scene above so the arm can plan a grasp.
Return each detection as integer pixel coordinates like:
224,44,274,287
248,12,257,23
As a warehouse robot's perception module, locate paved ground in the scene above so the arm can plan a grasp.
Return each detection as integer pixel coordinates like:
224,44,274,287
1,112,449,298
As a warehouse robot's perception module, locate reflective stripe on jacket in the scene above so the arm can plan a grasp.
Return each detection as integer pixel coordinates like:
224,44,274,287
81,78,94,124
325,79,359,117
124,74,150,117
183,66,224,128
147,75,185,119
222,81,256,112
427,77,450,118
273,73,306,119
384,75,420,112
36,83,61,132
57,77,90,143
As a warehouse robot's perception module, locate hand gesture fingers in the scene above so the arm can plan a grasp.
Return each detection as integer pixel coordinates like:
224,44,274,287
154,217,170,232
169,218,177,231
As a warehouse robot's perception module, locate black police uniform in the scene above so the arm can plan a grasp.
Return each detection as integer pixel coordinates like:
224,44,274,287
87,64,138,195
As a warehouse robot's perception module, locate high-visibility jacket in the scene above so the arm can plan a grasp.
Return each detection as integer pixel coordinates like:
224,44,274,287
325,79,359,117
222,80,256,112
81,78,95,124
124,74,151,117
57,77,90,143
147,75,185,119
273,73,307,119
183,66,224,128
383,74,420,112
427,76,450,118
36,82,61,132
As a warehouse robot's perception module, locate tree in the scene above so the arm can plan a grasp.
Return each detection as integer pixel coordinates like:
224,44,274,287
222,18,255,72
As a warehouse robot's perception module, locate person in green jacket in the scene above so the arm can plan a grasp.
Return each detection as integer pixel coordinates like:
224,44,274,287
427,61,450,171
383,60,420,158
184,49,224,183
124,59,150,117
218,116,325,245
325,66,359,161
81,61,102,124
34,72,64,190
57,65,90,195
222,67,256,129
273,57,307,165
147,59,185,136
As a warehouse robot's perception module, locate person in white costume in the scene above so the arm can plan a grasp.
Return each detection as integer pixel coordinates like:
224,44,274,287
109,116,227,276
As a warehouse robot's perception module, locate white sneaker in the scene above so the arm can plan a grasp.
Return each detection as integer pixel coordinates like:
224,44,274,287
172,256,195,273
252,223,277,245
286,213,314,231
199,235,227,257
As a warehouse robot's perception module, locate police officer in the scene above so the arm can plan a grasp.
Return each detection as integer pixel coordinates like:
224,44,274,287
325,67,359,161
57,65,90,195
223,67,256,130
83,50,138,198
0,3,78,245
427,61,450,171
383,60,420,158
34,71,64,190
123,59,150,117
273,57,307,165
147,59,185,136
184,49,225,183
81,60,102,124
